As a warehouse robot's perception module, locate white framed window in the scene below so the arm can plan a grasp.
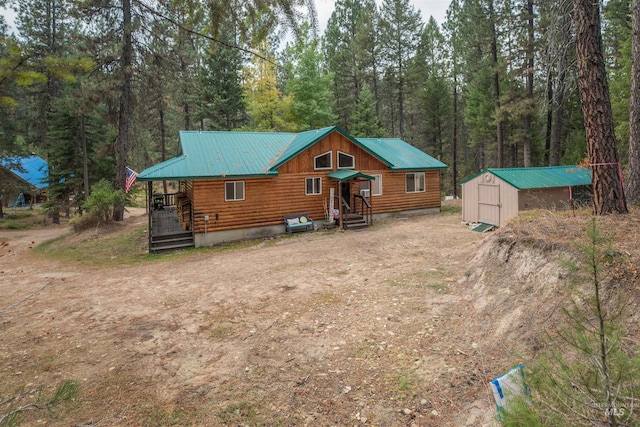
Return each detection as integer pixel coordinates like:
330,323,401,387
359,174,382,196
405,173,425,193
225,181,245,201
314,151,332,170
305,177,322,195
338,151,355,169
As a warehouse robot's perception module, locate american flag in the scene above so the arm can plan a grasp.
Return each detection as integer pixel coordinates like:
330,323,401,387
126,167,138,193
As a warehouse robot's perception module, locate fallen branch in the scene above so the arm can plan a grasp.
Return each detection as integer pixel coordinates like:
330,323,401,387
0,279,55,315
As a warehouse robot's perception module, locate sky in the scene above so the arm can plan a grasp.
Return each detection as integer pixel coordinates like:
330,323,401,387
314,0,450,33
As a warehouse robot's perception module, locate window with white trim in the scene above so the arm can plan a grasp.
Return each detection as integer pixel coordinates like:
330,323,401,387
314,151,332,170
338,151,355,169
305,177,322,195
405,173,425,193
359,174,382,196
225,181,245,201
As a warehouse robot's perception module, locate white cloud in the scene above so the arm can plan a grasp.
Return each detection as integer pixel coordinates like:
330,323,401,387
314,0,450,34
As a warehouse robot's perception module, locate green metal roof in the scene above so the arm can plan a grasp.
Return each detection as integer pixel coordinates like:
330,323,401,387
461,166,592,189
356,138,447,170
138,127,447,181
138,131,292,180
328,169,376,182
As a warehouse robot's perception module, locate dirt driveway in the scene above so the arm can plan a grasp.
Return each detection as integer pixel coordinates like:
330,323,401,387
0,209,496,426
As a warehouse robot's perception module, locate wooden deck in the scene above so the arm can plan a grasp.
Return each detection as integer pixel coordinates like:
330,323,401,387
149,207,194,252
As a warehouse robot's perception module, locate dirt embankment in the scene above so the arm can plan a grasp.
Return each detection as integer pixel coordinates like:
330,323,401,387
459,210,640,395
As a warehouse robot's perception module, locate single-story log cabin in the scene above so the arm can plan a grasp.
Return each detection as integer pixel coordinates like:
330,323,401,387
461,165,592,227
137,126,446,251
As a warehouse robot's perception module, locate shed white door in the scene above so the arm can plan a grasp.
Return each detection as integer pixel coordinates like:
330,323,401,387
478,184,500,225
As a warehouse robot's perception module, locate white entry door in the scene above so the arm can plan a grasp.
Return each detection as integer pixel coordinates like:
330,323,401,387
478,184,500,226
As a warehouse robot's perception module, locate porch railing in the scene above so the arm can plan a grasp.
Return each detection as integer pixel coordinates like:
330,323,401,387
353,194,372,226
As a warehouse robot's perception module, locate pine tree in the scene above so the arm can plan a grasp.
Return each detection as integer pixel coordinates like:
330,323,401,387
412,17,451,161
574,0,628,214
627,0,640,204
244,43,296,132
324,0,367,131
196,24,247,131
378,0,423,140
284,23,336,131
349,83,385,138
354,2,382,116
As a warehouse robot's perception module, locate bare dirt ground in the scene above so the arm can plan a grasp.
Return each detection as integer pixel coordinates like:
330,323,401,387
1,206,594,427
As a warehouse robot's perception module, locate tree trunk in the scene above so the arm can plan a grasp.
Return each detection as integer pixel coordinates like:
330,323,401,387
114,0,133,222
452,77,458,198
628,0,640,204
184,102,191,130
80,115,89,200
489,0,504,168
522,0,534,167
544,67,553,164
549,66,566,166
398,62,405,140
574,0,628,215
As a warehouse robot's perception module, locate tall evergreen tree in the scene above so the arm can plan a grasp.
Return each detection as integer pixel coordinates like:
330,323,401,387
412,17,451,162
195,24,247,130
354,2,382,116
244,43,296,132
444,0,464,197
283,23,336,131
378,0,423,140
324,0,366,131
628,0,640,204
574,0,628,214
349,83,385,138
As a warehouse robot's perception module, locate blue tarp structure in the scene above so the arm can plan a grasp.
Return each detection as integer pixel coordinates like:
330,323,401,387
1,156,49,189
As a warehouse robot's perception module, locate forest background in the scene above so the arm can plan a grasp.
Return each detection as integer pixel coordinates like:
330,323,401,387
0,0,637,214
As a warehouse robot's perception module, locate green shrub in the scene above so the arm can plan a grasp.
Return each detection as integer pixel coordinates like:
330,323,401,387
69,211,100,231
82,179,125,225
1,220,28,230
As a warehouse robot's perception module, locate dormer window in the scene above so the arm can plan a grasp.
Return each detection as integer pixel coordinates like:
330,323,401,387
338,151,355,169
314,151,332,170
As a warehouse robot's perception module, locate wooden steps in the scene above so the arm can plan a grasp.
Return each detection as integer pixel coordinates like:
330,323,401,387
150,230,194,253
344,214,369,230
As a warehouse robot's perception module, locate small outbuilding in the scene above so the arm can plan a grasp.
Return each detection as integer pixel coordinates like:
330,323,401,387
0,155,49,209
461,165,592,227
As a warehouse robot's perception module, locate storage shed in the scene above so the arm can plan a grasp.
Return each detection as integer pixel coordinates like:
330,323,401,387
461,165,592,227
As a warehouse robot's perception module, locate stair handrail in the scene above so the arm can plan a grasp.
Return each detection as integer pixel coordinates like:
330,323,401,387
353,194,372,225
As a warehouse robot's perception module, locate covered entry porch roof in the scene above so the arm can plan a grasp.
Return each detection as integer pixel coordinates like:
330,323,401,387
327,169,376,182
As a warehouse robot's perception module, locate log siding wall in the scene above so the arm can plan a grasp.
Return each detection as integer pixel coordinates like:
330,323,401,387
187,132,442,234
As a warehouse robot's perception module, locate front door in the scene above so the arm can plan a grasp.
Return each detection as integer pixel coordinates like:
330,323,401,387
341,182,351,213
478,183,500,225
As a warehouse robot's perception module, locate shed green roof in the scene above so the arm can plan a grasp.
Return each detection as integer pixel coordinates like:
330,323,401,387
138,126,446,181
461,166,592,189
